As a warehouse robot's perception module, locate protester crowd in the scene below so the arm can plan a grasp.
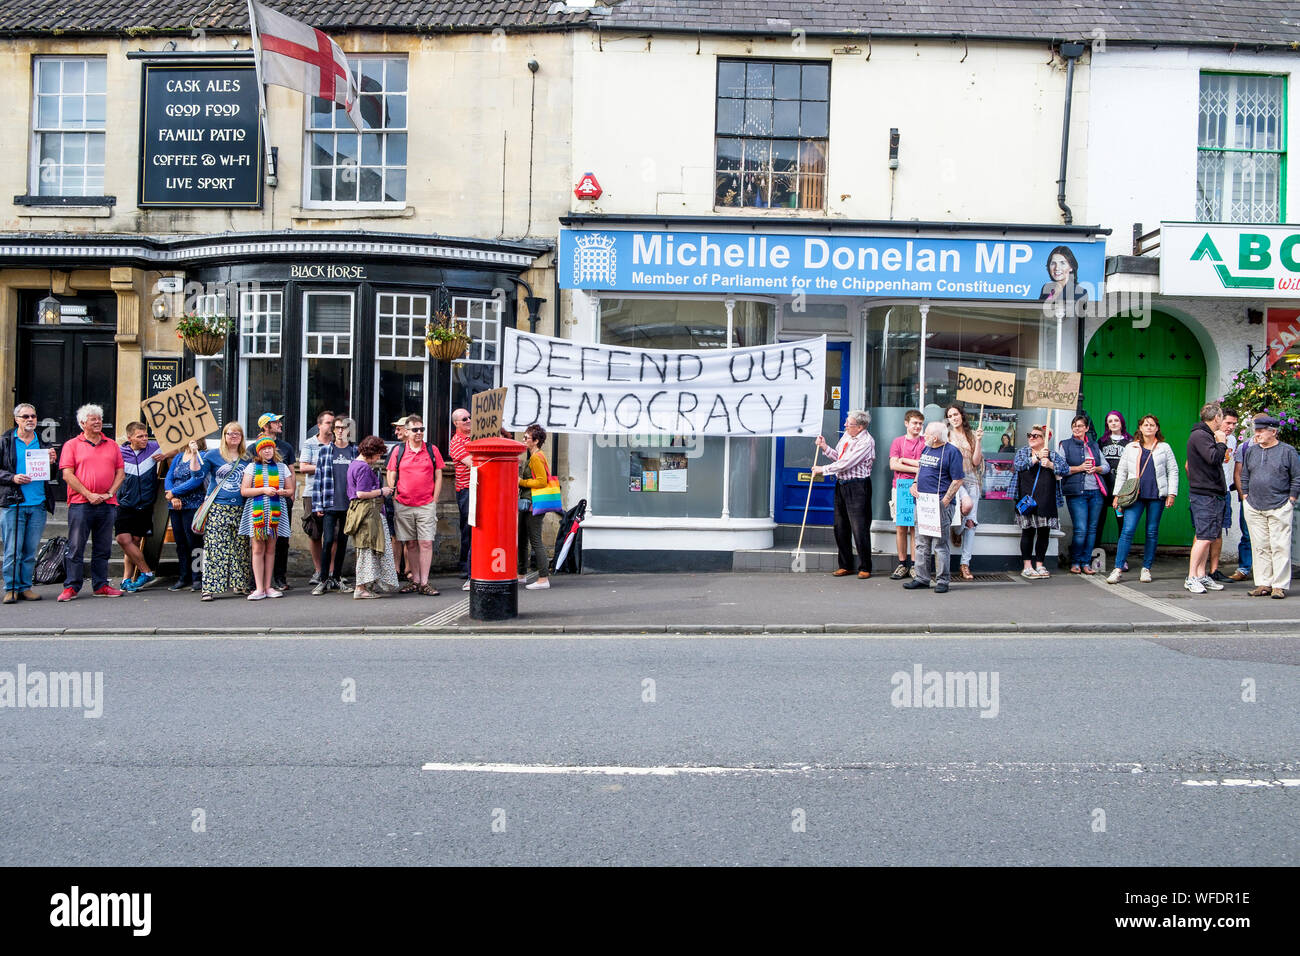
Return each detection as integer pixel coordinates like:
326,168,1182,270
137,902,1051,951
0,402,572,605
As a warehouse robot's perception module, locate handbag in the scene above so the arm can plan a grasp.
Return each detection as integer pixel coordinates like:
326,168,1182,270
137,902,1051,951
530,476,563,516
33,535,68,585
1115,447,1152,508
191,484,221,535
1016,467,1042,515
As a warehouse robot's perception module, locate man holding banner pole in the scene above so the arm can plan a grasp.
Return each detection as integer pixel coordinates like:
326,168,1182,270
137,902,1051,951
812,410,876,579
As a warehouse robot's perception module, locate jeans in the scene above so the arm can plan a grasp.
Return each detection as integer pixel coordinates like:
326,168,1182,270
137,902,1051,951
832,477,872,572
65,502,116,592
1066,490,1105,566
456,488,470,575
1,505,48,592
1237,497,1253,570
168,507,202,586
321,510,349,579
1114,498,1166,571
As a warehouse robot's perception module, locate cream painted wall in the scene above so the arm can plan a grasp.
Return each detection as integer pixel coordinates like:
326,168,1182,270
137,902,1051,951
571,33,1090,225
0,31,574,241
1086,46,1297,258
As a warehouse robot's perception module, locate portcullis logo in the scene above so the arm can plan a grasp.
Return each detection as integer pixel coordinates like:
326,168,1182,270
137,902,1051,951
572,232,617,287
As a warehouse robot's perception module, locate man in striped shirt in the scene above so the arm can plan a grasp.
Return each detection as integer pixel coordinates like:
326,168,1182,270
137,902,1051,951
448,408,472,584
813,409,876,579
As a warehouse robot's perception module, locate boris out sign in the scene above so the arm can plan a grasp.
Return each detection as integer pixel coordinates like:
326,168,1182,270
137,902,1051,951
502,328,825,436
140,377,219,454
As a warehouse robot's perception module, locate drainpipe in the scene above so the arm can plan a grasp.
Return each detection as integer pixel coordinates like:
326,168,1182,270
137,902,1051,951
1055,42,1085,226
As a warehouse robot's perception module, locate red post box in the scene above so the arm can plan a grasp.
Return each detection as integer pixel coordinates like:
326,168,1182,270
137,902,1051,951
466,435,526,620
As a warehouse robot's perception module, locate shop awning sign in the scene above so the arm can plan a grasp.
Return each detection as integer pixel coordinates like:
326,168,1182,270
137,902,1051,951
1162,222,1300,297
502,328,825,436
559,228,1105,301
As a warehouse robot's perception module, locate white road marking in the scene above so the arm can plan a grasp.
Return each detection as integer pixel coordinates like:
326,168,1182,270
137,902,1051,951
414,599,469,627
1182,779,1300,787
1082,575,1212,623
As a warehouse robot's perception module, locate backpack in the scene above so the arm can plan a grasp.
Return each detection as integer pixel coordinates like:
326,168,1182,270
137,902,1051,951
390,441,444,489
33,535,67,585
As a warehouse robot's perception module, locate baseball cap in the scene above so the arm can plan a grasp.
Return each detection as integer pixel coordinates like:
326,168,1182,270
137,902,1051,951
257,412,283,429
391,415,411,427
1252,414,1280,429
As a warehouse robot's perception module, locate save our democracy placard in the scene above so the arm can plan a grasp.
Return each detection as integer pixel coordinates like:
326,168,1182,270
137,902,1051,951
502,328,825,436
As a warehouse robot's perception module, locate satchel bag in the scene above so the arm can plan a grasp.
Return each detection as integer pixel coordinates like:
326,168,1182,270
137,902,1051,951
1114,448,1152,508
33,535,68,585
1016,467,1043,515
190,484,222,535
530,476,563,516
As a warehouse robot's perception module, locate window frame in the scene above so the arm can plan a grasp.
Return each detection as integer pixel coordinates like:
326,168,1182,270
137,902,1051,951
302,54,408,210
713,57,830,212
1196,70,1288,224
299,290,356,435
374,291,431,431
30,55,108,198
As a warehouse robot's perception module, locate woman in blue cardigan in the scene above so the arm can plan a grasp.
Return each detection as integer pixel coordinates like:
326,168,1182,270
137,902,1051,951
164,438,207,591
198,422,252,601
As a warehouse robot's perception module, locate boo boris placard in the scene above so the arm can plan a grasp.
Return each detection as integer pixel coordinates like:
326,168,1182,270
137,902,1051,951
503,328,825,436
140,377,218,454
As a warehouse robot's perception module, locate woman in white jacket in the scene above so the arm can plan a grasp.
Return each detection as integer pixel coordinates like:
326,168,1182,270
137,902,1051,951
1107,414,1179,584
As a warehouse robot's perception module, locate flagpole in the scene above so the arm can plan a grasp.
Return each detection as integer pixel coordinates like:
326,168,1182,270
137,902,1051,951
246,0,276,186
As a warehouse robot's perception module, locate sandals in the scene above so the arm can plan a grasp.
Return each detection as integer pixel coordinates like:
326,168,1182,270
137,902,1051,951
397,582,419,594
419,583,440,596
1034,566,1051,578
1069,565,1082,574
200,593,215,602
959,565,974,581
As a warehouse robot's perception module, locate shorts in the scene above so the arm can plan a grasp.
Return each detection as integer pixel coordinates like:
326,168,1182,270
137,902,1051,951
1189,493,1226,541
114,505,155,538
394,501,437,541
302,509,323,540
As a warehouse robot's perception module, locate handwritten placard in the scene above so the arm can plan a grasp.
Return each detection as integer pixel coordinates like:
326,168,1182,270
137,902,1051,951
24,448,51,482
140,377,218,454
471,388,508,440
955,366,1016,408
1024,369,1081,410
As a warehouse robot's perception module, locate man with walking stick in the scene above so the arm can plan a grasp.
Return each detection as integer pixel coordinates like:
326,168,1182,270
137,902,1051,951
811,409,875,579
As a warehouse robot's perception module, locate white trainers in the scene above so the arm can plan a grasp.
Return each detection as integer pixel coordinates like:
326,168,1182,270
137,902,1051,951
1139,568,1152,583
1106,568,1122,584
1184,576,1206,594
1200,575,1224,591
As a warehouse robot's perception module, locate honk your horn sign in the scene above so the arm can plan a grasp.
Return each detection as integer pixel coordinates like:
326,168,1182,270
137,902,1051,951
503,328,826,436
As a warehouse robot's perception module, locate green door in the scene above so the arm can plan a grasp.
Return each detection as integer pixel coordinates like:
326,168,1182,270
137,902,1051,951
1083,312,1207,548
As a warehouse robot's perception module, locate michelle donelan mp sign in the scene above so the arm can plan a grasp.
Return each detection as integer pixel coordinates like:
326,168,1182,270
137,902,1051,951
559,229,1105,301
503,329,826,436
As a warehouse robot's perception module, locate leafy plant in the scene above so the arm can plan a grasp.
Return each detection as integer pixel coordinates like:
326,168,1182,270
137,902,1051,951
425,308,469,346
1221,366,1300,446
175,312,234,338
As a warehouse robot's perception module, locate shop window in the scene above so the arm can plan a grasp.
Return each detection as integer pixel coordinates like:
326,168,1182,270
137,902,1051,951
864,304,1057,528
591,298,772,520
30,57,106,197
306,56,407,206
714,59,828,210
240,290,282,357
376,292,429,434
302,292,354,427
448,296,502,427
1197,73,1286,223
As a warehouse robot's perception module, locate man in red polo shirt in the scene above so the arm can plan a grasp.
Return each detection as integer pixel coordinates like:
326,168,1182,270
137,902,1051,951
449,407,472,586
58,403,125,600
386,414,444,596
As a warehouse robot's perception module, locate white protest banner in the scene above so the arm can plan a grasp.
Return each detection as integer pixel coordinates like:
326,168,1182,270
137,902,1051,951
502,328,826,436
955,366,1016,409
915,492,941,538
139,377,218,455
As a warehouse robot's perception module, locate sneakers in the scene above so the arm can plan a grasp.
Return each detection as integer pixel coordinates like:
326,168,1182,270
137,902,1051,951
890,563,909,580
524,580,550,590
934,582,950,594
266,588,283,598
57,587,78,602
167,579,189,591
1199,575,1224,591
93,585,123,598
461,580,471,591
1184,577,1207,594
1139,568,1152,583
1106,568,1122,584
308,572,322,586
247,591,266,601
1210,569,1227,582
311,578,331,596
902,579,929,590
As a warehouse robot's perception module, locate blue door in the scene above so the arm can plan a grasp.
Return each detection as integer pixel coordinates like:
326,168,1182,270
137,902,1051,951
774,341,850,525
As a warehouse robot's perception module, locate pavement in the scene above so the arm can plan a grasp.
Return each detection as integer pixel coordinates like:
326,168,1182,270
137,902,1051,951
2,553,1296,636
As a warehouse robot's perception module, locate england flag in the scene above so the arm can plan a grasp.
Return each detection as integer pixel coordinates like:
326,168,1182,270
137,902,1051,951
249,1,363,131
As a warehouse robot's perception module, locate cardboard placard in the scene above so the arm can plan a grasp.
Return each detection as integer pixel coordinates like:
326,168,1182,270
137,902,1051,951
139,377,218,455
471,387,508,440
1024,369,1081,410
955,366,1016,408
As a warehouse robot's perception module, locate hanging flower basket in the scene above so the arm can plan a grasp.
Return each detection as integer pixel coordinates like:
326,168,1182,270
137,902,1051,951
425,307,470,362
176,313,234,356
183,331,228,356
427,337,469,362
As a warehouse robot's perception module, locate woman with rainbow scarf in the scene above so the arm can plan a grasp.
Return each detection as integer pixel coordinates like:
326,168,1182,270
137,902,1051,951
239,436,294,600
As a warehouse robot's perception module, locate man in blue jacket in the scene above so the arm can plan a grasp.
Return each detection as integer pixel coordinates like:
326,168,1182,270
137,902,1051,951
0,403,57,603
116,422,167,592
